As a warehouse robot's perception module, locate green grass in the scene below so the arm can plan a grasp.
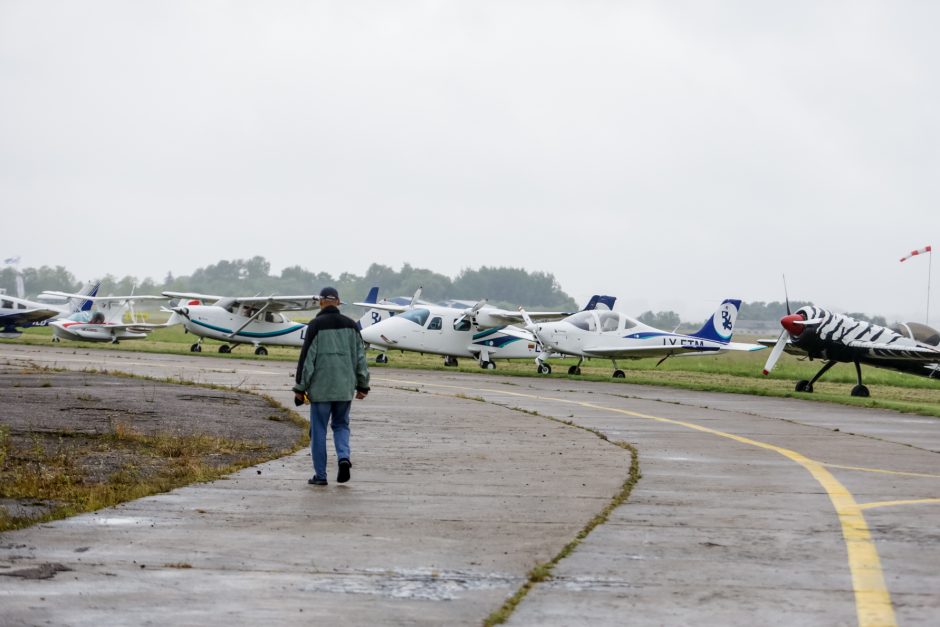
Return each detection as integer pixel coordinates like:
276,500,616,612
9,326,940,417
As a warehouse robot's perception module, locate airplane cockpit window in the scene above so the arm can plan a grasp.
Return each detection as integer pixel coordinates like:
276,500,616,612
566,310,597,331
599,312,620,332
400,308,430,326
427,316,443,331
453,318,472,332
622,317,637,331
1,300,11,309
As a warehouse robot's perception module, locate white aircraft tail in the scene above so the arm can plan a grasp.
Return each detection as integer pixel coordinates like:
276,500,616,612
690,299,741,343
66,281,101,314
356,286,393,331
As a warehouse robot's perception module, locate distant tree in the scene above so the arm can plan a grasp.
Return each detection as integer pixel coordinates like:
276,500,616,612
637,310,681,330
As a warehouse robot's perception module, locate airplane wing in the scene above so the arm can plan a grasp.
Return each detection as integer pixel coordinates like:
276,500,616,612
582,345,723,359
846,340,940,361
162,291,226,303
41,291,166,302
227,295,321,311
0,308,61,325
351,301,409,313
477,310,575,326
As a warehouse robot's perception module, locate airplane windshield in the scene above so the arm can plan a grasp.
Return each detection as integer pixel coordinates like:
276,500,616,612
453,318,471,332
566,311,597,331
399,308,430,326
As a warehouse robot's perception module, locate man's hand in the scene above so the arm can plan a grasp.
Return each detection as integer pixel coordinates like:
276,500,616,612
293,392,306,407
355,390,368,400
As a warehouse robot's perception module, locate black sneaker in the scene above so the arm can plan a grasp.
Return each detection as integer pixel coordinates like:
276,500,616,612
337,459,352,483
308,477,328,486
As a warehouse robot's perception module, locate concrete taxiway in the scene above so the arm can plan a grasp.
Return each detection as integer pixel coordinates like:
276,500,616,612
0,344,938,626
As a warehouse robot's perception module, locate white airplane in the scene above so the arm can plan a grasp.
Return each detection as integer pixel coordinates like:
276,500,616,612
522,298,765,377
358,294,616,371
41,291,172,344
0,281,100,339
163,291,323,355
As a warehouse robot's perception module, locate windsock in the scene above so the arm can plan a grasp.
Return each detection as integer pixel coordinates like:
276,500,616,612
900,245,932,262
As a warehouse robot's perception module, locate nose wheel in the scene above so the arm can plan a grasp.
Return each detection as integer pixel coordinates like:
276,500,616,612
375,353,389,364
190,343,202,353
254,346,268,356
443,356,459,367
537,363,552,374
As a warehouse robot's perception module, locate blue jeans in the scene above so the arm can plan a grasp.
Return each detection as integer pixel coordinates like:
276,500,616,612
309,401,351,481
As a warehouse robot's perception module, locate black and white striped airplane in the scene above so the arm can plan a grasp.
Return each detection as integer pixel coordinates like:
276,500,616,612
761,305,940,397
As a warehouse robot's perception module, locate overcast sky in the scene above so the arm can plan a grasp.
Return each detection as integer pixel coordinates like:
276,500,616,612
2,1,938,324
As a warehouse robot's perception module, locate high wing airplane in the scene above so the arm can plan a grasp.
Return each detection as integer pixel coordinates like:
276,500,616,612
0,281,100,339
522,298,765,377
761,305,940,397
358,294,617,370
41,291,172,344
163,291,323,355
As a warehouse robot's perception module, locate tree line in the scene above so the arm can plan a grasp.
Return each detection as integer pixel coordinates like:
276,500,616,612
1,261,893,325
0,258,578,310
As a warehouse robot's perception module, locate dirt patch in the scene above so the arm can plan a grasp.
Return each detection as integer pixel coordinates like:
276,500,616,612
0,367,306,530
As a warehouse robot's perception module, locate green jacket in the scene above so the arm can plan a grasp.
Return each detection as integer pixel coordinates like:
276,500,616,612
293,306,370,402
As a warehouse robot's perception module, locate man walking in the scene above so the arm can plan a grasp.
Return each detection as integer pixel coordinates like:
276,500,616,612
293,286,370,486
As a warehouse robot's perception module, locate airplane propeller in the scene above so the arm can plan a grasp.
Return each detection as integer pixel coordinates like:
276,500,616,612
762,311,825,375
456,300,486,326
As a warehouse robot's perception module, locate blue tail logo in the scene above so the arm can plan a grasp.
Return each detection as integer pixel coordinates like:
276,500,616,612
690,299,740,342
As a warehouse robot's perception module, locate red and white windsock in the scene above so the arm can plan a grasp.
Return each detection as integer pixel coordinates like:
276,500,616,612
900,245,932,262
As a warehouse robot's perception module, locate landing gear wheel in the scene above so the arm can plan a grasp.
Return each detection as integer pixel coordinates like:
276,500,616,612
850,384,870,397
795,380,813,393
190,343,201,353
255,346,268,356
612,370,625,378
375,353,389,364
443,356,458,367
481,361,496,370
537,363,552,374
219,345,231,354
567,365,581,376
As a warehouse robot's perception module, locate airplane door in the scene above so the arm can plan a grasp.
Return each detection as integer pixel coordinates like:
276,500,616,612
421,315,444,351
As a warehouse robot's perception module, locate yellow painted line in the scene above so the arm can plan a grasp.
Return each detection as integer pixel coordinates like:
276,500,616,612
859,498,940,511
822,463,940,479
377,376,897,627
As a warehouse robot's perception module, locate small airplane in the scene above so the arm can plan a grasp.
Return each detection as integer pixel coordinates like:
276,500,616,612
358,294,616,370
41,290,172,344
0,281,100,339
163,291,323,355
522,299,765,377
761,305,940,397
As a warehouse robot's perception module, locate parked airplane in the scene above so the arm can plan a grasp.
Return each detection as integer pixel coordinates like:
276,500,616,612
761,305,940,396
0,281,100,339
359,295,616,370
522,299,764,377
41,291,172,343
163,291,323,355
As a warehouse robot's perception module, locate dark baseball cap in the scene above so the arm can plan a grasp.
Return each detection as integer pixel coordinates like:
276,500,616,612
319,286,340,300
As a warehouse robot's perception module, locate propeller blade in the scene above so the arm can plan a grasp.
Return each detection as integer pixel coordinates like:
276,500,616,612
792,318,824,326
782,275,791,316
762,330,789,375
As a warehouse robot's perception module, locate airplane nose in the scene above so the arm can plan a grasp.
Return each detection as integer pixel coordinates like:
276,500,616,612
780,313,805,336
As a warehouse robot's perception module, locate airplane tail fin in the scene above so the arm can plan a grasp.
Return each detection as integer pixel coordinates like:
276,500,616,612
582,295,616,311
68,281,101,313
356,286,390,331
689,299,742,343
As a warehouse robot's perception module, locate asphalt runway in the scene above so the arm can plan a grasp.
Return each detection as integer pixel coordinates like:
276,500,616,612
1,344,938,626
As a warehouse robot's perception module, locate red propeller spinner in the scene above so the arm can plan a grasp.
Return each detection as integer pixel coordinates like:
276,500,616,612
780,313,806,336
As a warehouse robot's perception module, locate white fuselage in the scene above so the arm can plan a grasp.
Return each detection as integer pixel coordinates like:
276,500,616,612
534,310,728,360
180,305,308,347
360,306,539,361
